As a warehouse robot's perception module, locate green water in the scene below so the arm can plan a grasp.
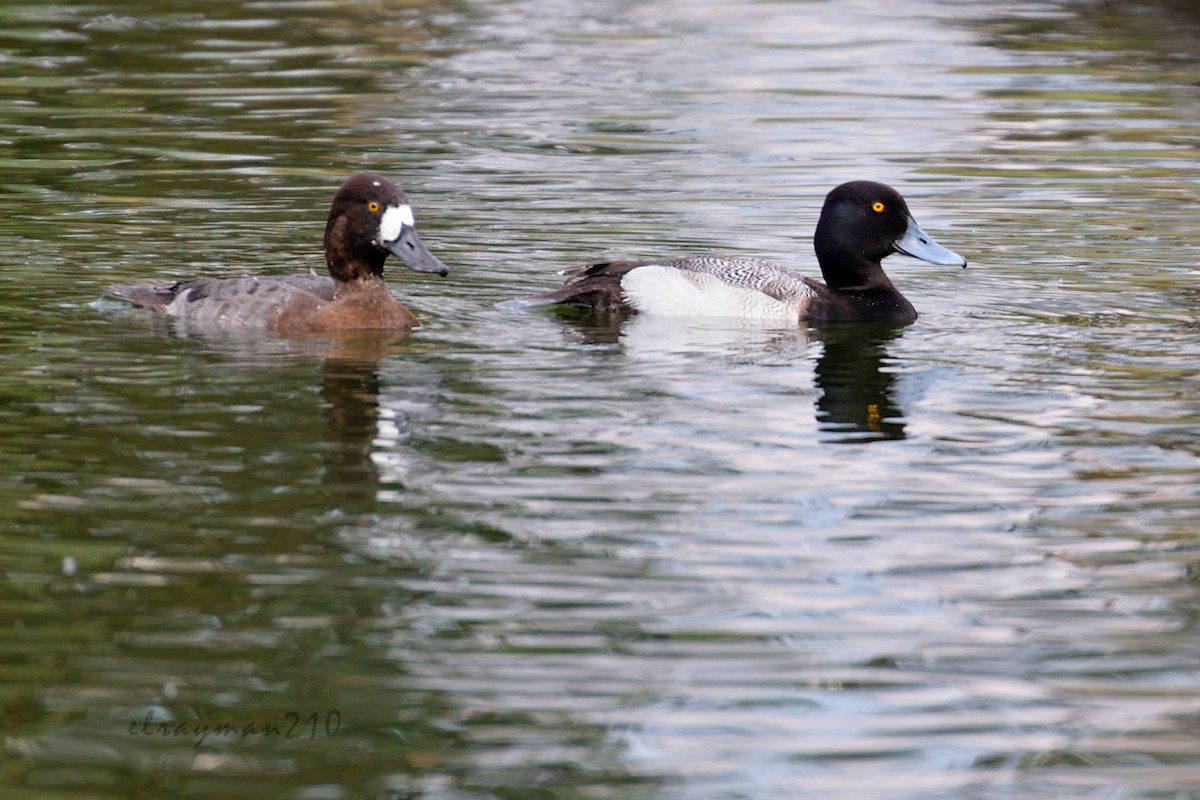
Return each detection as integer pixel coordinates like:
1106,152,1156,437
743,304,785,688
3,0,1200,797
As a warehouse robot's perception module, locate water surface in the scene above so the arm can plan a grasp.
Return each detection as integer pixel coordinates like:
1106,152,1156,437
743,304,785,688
3,0,1200,798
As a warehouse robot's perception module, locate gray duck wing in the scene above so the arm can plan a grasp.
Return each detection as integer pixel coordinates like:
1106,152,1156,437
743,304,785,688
658,257,817,304
109,274,336,327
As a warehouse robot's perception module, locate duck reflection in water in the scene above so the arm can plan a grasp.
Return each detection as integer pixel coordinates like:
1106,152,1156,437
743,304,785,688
810,323,907,442
320,355,388,488
316,342,441,497
533,308,909,441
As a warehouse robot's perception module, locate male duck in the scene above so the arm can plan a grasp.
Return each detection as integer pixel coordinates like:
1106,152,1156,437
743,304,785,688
107,172,449,333
520,181,965,324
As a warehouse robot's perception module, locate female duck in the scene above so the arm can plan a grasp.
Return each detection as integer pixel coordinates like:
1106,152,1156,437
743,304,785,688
107,172,449,333
520,181,965,324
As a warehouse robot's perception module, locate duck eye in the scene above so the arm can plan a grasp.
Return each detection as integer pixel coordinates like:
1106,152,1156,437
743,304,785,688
871,201,886,213
367,200,381,213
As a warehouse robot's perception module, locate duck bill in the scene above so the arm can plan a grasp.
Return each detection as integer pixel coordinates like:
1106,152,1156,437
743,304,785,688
387,227,450,277
894,217,967,268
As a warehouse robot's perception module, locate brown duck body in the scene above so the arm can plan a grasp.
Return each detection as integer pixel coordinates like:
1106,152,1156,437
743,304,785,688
106,173,448,333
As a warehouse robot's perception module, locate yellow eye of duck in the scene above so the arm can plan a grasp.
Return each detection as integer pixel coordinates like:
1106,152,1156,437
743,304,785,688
367,200,381,213
871,201,885,213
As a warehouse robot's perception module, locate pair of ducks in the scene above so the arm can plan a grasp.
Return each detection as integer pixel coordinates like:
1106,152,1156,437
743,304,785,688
107,173,966,331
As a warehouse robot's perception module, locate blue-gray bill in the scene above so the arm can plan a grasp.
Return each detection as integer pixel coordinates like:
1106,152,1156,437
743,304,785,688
895,218,967,268
388,227,450,277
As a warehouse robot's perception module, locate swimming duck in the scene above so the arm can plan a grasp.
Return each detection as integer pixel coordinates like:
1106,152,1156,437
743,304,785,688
106,172,449,333
519,181,965,324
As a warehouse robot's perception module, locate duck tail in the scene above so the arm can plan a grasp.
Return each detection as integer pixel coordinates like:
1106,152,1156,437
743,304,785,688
105,281,181,312
512,261,640,312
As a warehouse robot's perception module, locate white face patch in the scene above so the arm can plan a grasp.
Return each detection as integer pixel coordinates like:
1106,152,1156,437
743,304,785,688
377,204,414,244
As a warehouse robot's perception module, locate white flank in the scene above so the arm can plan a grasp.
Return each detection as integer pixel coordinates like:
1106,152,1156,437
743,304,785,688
621,265,797,321
378,204,414,243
